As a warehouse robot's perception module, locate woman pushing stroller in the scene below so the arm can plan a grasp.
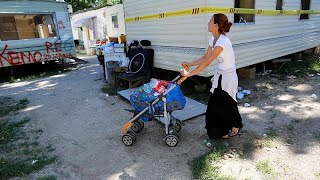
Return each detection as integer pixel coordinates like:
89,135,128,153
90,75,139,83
180,13,243,139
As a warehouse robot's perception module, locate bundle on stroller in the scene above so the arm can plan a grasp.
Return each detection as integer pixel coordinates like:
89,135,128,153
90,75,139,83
121,66,189,147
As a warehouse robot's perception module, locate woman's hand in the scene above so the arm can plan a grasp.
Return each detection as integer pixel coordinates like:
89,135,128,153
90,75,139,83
181,62,191,67
180,69,190,77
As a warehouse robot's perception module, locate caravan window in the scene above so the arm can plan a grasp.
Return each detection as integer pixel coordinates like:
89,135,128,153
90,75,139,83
112,14,119,29
234,0,255,23
0,14,57,41
300,0,310,20
276,0,283,10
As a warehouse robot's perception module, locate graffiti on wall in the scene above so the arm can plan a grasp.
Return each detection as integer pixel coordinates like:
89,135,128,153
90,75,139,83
0,39,74,67
58,20,65,30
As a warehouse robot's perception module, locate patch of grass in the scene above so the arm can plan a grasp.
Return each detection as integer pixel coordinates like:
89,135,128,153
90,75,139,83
0,119,57,179
36,129,43,134
285,138,294,145
46,144,55,152
240,141,255,159
101,85,119,96
292,119,301,124
191,143,234,180
270,113,277,119
36,129,44,133
0,97,57,179
287,123,295,132
315,133,320,142
0,97,29,118
256,139,277,149
37,175,57,180
266,127,278,138
0,156,57,180
0,96,13,117
256,160,278,179
16,98,30,109
101,84,127,96
287,119,301,132
0,117,30,145
275,55,320,77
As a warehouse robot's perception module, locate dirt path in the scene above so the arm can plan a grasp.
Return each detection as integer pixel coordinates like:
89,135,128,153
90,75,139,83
0,56,207,179
219,75,320,179
1,56,319,179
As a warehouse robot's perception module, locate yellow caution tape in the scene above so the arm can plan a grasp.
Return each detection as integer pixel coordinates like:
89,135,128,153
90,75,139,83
125,6,320,23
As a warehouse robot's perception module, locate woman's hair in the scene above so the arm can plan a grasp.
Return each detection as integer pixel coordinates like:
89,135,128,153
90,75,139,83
213,13,232,34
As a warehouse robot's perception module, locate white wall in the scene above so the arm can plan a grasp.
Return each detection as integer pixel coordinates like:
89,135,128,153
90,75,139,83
71,7,107,39
105,4,126,37
70,4,125,54
123,0,320,77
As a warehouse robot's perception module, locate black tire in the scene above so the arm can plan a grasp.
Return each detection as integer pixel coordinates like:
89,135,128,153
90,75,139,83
122,132,135,146
174,120,182,132
137,119,144,131
165,134,179,147
131,122,141,133
127,131,136,142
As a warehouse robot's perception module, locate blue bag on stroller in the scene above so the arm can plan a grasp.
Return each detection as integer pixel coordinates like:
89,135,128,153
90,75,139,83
129,83,186,121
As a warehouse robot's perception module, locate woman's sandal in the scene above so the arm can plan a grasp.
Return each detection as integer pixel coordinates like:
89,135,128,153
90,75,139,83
220,130,231,139
229,127,242,137
221,134,229,139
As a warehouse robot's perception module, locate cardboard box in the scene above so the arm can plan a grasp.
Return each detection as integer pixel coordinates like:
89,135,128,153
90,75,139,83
113,67,128,72
238,66,256,79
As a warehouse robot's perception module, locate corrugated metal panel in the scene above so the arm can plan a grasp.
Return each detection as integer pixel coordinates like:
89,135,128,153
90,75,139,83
124,0,205,17
123,0,320,77
0,0,75,68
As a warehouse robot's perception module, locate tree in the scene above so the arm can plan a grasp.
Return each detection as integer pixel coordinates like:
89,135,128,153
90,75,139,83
65,0,93,12
65,0,122,13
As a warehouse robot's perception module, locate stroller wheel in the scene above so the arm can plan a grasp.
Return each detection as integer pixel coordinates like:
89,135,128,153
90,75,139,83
174,120,182,132
122,131,136,146
131,121,142,133
165,134,179,147
137,119,144,131
128,131,137,141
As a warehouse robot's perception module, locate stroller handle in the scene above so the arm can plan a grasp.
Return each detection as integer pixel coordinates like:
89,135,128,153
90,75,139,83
177,64,190,85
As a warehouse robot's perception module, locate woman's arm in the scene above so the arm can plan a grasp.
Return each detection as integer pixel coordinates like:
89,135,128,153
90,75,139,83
182,46,223,77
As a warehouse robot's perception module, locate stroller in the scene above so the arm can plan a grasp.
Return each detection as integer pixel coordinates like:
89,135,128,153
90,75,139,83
121,65,189,147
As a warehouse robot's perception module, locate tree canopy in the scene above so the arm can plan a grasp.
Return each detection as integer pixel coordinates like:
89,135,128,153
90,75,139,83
65,0,123,13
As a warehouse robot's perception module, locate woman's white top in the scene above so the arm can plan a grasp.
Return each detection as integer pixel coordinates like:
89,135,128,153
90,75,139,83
209,34,238,101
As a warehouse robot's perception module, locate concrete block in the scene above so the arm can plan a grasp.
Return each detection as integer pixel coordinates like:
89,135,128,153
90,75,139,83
238,66,256,79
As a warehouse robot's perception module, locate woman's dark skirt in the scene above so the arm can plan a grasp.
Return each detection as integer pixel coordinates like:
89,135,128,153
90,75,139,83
205,75,243,139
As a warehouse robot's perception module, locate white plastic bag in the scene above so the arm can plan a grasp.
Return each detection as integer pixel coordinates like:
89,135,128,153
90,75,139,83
119,54,129,67
103,46,114,54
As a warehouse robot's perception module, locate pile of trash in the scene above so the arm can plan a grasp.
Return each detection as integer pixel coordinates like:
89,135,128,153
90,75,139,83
129,78,186,121
237,87,251,100
237,87,252,108
131,79,170,102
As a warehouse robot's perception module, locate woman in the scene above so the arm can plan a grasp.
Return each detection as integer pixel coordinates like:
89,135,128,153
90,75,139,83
180,13,243,139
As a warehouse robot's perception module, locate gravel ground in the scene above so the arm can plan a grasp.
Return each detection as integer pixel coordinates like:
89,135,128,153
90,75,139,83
0,56,208,180
1,56,319,179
